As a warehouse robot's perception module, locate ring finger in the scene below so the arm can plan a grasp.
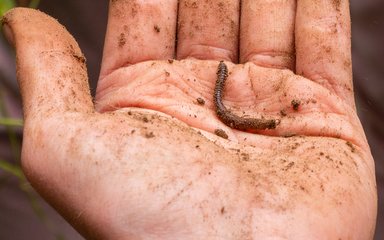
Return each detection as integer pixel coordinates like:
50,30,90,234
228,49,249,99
240,0,296,70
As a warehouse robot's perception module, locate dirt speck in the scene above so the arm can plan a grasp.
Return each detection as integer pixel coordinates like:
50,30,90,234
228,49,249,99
154,25,161,33
220,206,225,214
118,33,126,47
184,1,198,8
283,162,295,171
196,97,205,105
332,0,341,11
72,54,86,64
346,141,356,153
214,129,228,139
291,99,301,111
291,142,300,150
240,152,250,161
283,133,296,138
145,131,155,138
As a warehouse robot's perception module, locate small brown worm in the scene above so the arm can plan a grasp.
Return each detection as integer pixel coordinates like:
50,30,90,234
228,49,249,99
214,61,278,130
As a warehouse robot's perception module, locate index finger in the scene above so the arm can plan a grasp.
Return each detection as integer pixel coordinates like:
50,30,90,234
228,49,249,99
296,0,354,106
99,0,178,79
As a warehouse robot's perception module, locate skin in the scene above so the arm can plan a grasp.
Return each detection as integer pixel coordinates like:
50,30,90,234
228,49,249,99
2,0,377,239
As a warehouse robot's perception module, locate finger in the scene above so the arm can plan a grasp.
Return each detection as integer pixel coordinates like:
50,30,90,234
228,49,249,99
240,0,296,69
176,0,240,62
100,0,178,78
296,0,354,105
2,8,94,121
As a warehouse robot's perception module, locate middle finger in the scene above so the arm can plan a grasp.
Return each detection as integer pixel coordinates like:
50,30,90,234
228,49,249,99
176,0,240,62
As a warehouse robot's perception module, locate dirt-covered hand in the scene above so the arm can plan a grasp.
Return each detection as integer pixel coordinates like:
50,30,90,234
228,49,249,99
2,1,377,239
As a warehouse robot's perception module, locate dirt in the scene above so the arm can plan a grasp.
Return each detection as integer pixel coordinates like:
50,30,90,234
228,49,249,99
214,129,228,139
196,97,205,105
291,99,301,111
331,0,342,12
346,141,356,153
153,24,161,33
118,33,126,47
220,206,226,214
145,132,155,138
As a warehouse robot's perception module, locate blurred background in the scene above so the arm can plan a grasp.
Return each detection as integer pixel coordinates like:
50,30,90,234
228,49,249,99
0,0,383,239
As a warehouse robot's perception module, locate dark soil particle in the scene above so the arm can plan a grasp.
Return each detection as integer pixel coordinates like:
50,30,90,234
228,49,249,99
291,99,301,111
220,207,226,214
168,59,174,64
346,141,356,153
283,133,297,138
283,162,295,171
240,153,250,161
154,25,160,33
72,54,86,64
332,0,341,11
196,97,205,105
118,33,126,47
214,129,228,139
145,132,155,138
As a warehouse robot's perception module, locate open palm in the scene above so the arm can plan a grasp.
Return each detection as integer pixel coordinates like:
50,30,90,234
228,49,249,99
3,1,376,239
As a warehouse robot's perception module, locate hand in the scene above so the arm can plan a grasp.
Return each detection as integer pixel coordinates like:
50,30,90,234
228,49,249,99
2,1,377,239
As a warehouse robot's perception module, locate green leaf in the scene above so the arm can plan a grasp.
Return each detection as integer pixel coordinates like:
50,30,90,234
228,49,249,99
0,0,15,17
29,0,40,9
0,159,23,179
0,117,23,127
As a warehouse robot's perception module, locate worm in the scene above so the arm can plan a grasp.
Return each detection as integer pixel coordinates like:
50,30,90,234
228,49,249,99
213,61,278,130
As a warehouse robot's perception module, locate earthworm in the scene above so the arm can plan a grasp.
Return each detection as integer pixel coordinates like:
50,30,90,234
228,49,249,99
213,61,278,130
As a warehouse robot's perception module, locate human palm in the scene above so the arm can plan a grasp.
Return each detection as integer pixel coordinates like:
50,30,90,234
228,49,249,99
3,1,376,239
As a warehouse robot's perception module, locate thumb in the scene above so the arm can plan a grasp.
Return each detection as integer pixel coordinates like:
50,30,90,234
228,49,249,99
2,7,94,122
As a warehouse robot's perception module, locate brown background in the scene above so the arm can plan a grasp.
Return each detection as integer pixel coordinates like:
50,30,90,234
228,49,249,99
0,0,382,239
